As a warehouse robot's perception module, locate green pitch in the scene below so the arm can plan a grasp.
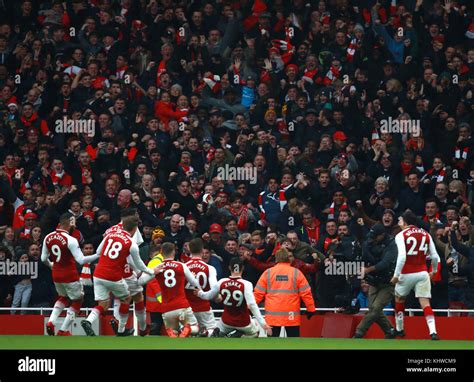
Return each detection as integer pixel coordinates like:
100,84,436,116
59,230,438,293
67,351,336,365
0,336,472,350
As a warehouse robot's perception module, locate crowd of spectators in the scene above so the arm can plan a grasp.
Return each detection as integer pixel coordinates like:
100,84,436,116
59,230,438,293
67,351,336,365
0,0,473,315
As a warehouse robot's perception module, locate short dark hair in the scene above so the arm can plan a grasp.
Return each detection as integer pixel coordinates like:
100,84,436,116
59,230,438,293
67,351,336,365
229,257,244,273
122,214,139,232
161,242,175,258
401,210,418,226
188,238,203,254
59,212,73,225
120,208,138,219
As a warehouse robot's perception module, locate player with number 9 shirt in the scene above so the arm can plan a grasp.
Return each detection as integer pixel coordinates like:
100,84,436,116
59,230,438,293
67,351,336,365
41,212,99,336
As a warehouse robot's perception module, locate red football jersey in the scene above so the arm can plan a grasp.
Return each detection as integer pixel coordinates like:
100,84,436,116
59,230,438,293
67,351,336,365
185,258,216,313
104,223,143,278
156,260,192,312
396,226,431,274
43,229,80,283
219,277,251,327
94,231,134,281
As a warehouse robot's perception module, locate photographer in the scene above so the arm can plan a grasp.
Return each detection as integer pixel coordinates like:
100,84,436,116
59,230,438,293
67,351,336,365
448,221,474,315
354,224,397,338
319,223,360,309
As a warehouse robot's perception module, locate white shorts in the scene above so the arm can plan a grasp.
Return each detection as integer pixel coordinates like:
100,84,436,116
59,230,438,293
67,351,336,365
194,310,217,330
93,277,130,301
124,275,143,297
217,318,259,337
395,271,431,298
54,281,84,301
162,307,198,330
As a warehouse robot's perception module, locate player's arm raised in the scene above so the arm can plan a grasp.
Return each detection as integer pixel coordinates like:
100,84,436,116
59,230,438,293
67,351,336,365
392,232,407,283
40,239,53,269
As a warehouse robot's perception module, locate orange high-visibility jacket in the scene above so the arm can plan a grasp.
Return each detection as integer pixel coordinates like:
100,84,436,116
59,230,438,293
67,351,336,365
254,262,316,326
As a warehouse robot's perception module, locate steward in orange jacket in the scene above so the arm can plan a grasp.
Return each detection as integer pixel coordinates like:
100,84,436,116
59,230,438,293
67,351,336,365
254,248,316,337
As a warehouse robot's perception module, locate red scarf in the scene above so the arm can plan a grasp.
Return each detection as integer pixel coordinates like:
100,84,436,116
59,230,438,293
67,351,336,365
323,236,337,251
324,65,341,85
154,197,167,218
454,147,469,169
178,163,193,175
371,128,380,145
406,138,424,151
205,147,215,163
302,67,320,84
401,162,413,175
80,264,92,286
304,221,321,246
229,205,249,231
156,61,167,87
80,164,91,185
346,37,358,62
426,167,446,183
423,212,440,222
328,201,348,220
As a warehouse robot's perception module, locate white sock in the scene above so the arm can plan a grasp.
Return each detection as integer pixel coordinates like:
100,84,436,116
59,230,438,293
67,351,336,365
118,313,129,333
86,307,101,324
135,308,147,331
49,300,66,325
113,298,120,321
425,315,437,334
60,308,76,332
395,311,404,331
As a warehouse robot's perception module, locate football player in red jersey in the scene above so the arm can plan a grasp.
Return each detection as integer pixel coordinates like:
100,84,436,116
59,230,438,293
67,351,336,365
197,257,272,338
392,210,441,340
185,238,218,336
105,208,150,336
81,214,155,336
41,212,99,336
140,242,200,337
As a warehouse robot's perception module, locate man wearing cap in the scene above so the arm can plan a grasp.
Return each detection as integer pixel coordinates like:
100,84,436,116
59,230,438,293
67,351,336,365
333,131,347,151
354,223,398,338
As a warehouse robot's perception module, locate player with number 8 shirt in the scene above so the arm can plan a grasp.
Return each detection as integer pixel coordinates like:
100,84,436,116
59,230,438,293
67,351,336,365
391,210,441,340
140,242,201,338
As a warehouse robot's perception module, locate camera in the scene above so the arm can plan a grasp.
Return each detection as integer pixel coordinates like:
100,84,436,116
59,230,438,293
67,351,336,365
335,295,360,314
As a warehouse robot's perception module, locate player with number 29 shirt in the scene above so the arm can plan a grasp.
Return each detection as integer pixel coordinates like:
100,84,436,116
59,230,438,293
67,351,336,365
198,257,271,338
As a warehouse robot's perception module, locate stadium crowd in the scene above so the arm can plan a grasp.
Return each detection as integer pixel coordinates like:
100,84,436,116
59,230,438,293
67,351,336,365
0,0,473,316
